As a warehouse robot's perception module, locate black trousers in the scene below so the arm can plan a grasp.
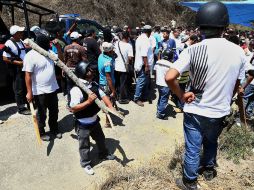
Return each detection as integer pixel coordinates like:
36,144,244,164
33,91,59,135
77,120,108,167
115,71,129,101
12,69,27,111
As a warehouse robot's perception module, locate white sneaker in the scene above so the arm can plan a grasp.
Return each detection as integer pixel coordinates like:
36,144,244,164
84,165,94,175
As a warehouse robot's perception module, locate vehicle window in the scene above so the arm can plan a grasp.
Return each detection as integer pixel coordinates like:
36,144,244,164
77,21,102,35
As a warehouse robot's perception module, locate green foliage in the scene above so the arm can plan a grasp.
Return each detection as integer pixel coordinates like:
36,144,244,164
219,126,254,164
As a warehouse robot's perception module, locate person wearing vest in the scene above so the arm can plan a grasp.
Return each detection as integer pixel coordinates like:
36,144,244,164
2,25,31,115
63,31,88,105
69,61,116,175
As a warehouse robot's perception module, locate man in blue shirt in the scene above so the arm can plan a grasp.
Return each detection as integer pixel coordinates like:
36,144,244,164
153,25,162,56
158,29,177,61
98,42,116,127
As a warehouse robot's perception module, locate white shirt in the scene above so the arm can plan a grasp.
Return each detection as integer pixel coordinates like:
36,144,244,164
154,59,172,87
149,35,156,66
22,50,59,95
172,38,246,118
3,39,26,60
246,63,254,85
134,33,153,71
115,41,133,72
70,79,106,124
171,35,184,56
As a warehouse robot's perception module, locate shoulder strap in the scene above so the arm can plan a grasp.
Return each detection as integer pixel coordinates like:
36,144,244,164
118,41,126,64
10,38,21,57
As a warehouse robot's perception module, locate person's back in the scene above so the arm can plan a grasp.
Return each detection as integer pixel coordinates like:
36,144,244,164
115,40,133,72
134,33,150,71
177,38,246,117
155,59,172,87
98,53,114,86
83,37,100,66
64,43,86,68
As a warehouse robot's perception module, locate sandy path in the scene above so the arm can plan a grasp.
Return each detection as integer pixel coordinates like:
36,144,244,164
0,93,184,190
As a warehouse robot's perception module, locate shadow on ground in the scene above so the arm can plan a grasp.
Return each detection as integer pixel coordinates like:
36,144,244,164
70,134,134,167
0,106,17,121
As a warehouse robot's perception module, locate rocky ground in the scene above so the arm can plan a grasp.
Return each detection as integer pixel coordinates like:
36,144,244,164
0,89,253,190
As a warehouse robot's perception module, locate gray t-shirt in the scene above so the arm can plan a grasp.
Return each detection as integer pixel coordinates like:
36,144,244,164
22,50,59,95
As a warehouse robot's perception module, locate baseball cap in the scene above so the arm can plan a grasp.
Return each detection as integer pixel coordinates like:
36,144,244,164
10,25,25,35
102,42,114,52
143,25,152,30
70,31,81,40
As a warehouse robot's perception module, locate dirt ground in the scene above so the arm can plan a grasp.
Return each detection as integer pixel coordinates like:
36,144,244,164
0,93,253,190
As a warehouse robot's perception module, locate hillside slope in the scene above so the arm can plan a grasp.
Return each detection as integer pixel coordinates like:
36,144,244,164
2,0,195,28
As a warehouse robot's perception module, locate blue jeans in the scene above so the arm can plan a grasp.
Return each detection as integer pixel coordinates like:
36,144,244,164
183,112,225,181
134,68,149,101
243,84,254,117
157,85,170,118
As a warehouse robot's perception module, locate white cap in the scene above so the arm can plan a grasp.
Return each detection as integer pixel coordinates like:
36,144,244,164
143,25,152,30
102,42,114,52
30,26,40,33
70,31,81,40
10,25,25,35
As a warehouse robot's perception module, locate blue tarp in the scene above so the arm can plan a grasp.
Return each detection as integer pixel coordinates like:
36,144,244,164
181,0,254,27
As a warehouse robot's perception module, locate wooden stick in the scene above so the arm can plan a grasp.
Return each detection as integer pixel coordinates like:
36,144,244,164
237,94,248,129
25,39,124,120
29,102,42,146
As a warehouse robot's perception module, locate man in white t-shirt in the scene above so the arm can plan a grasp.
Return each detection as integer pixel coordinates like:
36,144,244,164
165,2,246,190
2,25,30,115
23,34,61,141
114,31,133,104
134,25,153,106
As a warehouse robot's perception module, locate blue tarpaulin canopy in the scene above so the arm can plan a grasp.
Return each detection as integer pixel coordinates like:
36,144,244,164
181,0,254,27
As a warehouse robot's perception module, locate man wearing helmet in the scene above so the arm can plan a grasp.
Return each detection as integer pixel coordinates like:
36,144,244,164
154,49,174,120
69,61,115,175
166,1,246,189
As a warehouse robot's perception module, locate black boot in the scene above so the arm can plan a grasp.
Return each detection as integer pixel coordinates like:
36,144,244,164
202,167,217,181
176,177,198,190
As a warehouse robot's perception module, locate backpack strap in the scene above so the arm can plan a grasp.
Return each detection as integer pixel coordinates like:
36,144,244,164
9,37,25,58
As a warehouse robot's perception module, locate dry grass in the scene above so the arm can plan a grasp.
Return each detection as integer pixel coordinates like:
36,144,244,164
101,144,184,190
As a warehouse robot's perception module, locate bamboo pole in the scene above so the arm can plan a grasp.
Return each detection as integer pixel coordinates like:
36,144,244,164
24,38,124,120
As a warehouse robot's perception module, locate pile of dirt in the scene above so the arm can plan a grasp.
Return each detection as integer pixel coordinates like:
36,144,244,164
1,0,195,28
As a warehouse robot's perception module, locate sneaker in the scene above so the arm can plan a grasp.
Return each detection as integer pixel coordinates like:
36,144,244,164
100,153,116,161
0,120,3,124
202,168,217,181
54,132,62,139
156,114,168,120
84,165,94,175
18,108,31,115
175,178,198,190
134,100,144,107
118,99,130,104
174,107,183,113
40,134,51,141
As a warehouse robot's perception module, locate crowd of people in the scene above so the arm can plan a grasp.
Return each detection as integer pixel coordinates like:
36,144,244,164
1,1,254,189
